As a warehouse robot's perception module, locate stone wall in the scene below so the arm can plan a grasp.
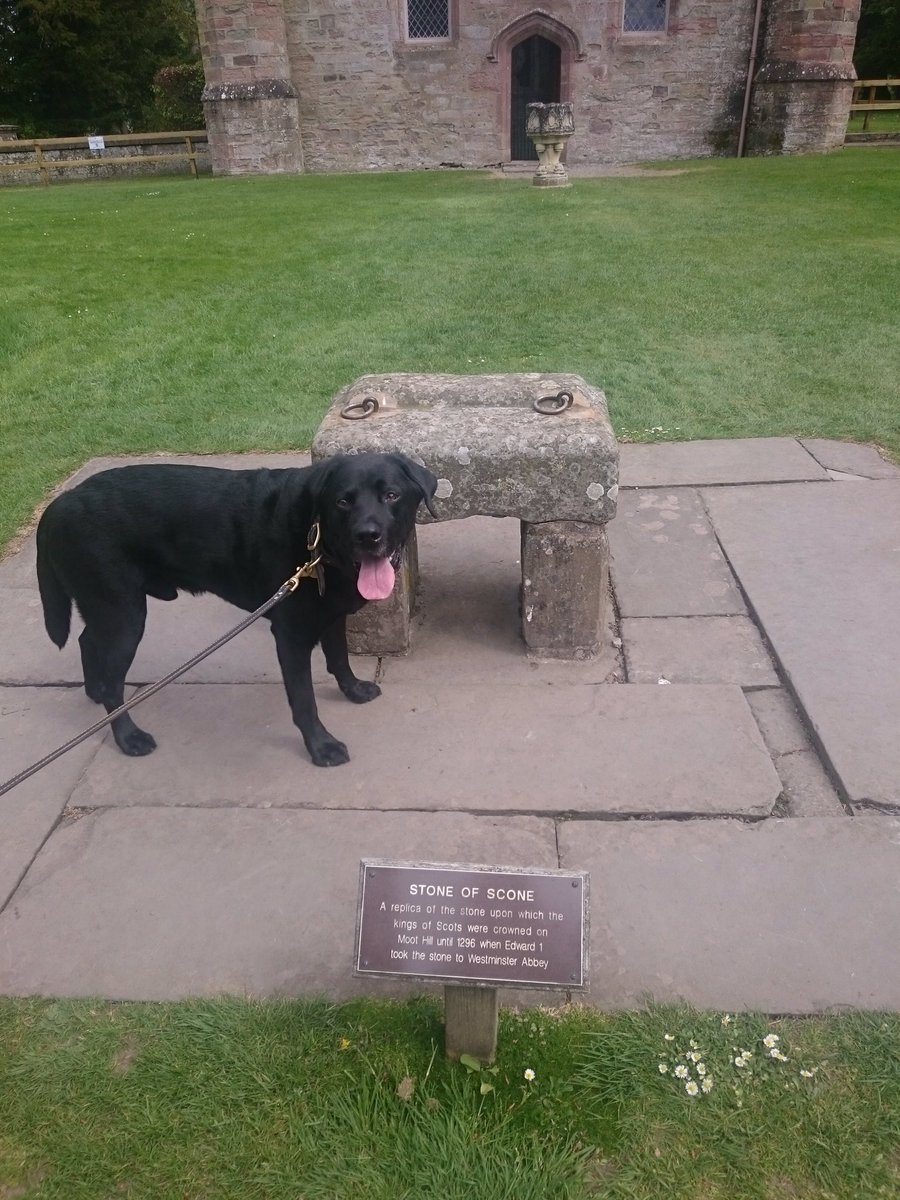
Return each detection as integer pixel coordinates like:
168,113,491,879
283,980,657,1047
277,0,755,170
0,138,211,187
195,0,860,174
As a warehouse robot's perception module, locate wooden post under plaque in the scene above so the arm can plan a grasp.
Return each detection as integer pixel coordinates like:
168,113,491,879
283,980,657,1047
444,985,498,1063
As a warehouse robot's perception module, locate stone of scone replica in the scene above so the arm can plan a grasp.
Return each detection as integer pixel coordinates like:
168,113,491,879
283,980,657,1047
313,373,619,658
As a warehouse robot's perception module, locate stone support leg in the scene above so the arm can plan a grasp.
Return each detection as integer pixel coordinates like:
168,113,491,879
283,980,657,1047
346,534,419,657
520,521,608,659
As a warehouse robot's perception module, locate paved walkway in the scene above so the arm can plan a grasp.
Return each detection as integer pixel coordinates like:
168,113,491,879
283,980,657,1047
1,438,898,1011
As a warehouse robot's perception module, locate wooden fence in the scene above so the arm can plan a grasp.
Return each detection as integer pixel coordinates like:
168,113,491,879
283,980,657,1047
849,79,900,132
0,131,208,185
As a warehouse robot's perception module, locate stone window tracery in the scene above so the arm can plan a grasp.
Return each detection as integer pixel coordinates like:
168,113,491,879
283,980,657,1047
406,0,450,39
622,0,669,34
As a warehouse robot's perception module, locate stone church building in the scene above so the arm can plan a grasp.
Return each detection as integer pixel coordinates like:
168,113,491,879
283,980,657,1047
194,0,861,175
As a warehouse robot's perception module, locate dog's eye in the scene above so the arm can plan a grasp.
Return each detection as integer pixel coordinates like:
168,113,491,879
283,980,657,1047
336,498,351,510
384,491,400,503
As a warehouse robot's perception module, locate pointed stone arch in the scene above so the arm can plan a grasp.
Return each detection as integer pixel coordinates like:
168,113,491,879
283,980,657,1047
488,10,585,161
488,10,586,65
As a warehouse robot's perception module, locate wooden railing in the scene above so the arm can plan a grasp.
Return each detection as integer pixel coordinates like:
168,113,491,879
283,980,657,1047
0,131,208,184
849,79,899,131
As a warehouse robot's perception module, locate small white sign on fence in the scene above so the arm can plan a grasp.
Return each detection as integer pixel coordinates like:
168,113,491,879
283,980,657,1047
87,136,105,151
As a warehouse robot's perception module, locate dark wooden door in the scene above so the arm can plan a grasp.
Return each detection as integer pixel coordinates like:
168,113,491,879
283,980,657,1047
510,35,562,160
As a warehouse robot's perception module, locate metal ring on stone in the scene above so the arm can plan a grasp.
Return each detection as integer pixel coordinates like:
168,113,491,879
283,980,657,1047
340,396,380,420
533,390,574,415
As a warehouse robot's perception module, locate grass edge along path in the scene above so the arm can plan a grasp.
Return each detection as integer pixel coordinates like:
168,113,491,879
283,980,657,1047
1,996,898,1199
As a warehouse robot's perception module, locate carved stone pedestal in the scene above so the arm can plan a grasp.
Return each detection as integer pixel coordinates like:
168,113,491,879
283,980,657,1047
526,103,574,188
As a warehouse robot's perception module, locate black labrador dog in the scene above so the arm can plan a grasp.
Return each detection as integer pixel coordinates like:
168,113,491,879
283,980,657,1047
36,454,437,766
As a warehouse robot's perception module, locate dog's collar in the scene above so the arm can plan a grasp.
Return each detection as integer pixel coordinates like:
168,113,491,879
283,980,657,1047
285,521,325,594
288,521,402,594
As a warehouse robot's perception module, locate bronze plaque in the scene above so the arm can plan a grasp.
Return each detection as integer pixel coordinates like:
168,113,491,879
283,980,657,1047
355,861,588,989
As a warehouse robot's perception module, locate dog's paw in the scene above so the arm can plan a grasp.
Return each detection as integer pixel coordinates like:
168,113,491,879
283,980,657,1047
309,736,350,767
118,729,157,757
342,679,382,705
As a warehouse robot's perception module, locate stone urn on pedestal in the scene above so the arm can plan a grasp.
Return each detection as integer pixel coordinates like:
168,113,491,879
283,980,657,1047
525,102,574,188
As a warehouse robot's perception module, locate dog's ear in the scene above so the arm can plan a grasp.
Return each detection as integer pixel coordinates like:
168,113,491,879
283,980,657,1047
391,455,439,517
304,457,341,520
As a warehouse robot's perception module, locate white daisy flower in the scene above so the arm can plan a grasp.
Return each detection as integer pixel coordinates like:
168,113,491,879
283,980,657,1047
675,1064,689,1079
658,1063,669,1074
685,1080,699,1096
701,1077,714,1093
524,1068,536,1082
763,1033,779,1049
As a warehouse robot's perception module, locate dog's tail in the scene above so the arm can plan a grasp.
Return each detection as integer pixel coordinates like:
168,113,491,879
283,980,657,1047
36,532,72,649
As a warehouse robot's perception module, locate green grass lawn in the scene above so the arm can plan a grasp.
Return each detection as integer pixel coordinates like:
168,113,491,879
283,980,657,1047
1,997,898,1199
847,111,900,133
1,149,899,553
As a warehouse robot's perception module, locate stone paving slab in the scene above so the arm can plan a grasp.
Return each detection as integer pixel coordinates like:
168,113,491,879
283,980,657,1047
704,481,900,809
799,439,900,480
621,616,778,686
745,688,811,757
557,816,900,1012
0,808,557,1000
68,683,781,818
608,489,746,617
5,809,893,1009
0,687,105,908
0,515,614,690
743,691,844,817
0,588,376,688
0,545,36,590
619,438,829,488
383,518,620,685
1,443,896,1013
775,750,845,818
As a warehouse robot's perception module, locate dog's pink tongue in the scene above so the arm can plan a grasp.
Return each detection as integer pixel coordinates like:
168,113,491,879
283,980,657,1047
358,556,396,601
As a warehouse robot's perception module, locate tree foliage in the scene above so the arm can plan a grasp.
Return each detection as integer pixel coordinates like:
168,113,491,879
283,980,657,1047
0,0,201,136
854,0,900,80
149,62,205,131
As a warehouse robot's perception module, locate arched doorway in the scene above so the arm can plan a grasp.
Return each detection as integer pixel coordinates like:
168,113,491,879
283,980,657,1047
510,35,561,160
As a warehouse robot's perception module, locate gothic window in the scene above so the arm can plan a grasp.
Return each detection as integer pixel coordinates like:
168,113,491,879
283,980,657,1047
406,0,450,39
622,0,668,33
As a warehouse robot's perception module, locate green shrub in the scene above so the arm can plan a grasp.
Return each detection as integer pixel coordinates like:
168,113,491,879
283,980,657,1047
148,62,205,130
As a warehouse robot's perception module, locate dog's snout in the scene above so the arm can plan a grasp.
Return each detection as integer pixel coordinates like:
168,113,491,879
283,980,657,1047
355,525,383,547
